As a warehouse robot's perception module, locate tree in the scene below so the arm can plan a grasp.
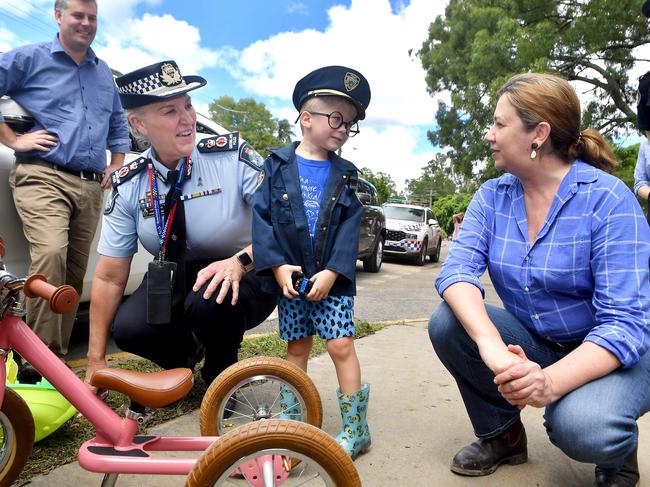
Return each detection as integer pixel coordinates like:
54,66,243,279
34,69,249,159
276,118,295,145
208,96,293,156
359,167,398,204
404,152,470,203
418,0,650,181
431,193,474,236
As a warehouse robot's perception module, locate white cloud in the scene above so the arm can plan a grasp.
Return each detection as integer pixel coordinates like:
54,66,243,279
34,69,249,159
0,28,17,52
235,0,445,128
96,13,220,75
287,2,308,15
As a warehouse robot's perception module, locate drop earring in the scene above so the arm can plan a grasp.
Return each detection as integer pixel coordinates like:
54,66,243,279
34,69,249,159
530,142,539,160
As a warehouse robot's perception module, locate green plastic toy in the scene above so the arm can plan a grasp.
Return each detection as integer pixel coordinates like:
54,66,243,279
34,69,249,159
5,352,77,442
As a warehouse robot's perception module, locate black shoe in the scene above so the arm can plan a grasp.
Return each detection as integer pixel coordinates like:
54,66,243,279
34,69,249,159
595,447,639,487
16,358,42,384
184,335,205,371
451,419,528,476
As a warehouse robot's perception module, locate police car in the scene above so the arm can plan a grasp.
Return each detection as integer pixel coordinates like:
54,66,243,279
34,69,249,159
0,95,229,303
382,201,442,265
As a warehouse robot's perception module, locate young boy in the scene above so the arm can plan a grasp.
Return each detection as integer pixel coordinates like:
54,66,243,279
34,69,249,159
252,65,371,459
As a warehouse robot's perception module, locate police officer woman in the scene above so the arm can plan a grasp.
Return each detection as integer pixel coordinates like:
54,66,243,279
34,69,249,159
84,60,276,389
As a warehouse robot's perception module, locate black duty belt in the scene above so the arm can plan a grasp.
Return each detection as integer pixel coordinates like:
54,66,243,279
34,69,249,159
15,156,103,183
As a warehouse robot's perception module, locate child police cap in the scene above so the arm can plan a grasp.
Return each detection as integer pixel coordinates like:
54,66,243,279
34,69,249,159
292,66,371,120
116,60,207,109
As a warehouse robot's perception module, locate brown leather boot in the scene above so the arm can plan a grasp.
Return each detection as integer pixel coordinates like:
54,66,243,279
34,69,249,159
594,446,639,487
451,419,527,476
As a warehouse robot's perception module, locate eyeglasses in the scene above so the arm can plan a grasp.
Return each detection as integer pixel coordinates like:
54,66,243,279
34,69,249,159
307,111,360,137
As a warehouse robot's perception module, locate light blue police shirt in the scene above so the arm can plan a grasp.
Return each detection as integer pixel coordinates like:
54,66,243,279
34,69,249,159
98,136,260,261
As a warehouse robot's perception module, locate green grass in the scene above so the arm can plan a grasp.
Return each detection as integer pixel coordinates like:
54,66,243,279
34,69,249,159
14,320,387,484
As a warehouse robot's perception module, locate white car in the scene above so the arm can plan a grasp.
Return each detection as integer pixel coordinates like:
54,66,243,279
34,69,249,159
0,96,228,302
382,202,442,265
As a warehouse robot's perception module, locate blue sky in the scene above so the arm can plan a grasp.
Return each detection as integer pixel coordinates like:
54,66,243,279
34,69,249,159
1,0,646,188
0,0,448,189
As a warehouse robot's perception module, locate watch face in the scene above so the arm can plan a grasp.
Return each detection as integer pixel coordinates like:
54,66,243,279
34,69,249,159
238,252,253,267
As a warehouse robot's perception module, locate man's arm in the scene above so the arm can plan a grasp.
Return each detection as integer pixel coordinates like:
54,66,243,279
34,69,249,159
101,151,125,189
0,122,58,152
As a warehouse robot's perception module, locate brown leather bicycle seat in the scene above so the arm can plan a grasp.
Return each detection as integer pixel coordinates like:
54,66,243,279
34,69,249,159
90,368,194,408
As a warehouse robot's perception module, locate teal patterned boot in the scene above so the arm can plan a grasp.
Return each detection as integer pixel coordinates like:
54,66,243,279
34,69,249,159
335,383,371,459
278,384,300,420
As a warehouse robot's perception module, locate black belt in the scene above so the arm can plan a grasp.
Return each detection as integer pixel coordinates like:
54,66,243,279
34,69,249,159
15,157,103,183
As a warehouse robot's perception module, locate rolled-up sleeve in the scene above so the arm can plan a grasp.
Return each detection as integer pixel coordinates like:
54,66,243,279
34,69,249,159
106,86,129,154
585,184,650,368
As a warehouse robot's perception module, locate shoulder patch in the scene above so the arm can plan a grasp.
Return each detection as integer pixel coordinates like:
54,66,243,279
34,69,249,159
239,142,264,171
197,133,239,153
104,190,119,215
110,157,148,188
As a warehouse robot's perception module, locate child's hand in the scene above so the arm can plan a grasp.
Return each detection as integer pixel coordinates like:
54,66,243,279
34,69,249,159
306,269,338,301
272,264,302,299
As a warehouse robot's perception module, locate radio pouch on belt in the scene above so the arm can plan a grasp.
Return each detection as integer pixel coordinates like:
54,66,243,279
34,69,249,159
147,260,177,325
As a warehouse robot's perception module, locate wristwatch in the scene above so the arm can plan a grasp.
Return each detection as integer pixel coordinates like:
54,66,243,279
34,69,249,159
235,250,255,272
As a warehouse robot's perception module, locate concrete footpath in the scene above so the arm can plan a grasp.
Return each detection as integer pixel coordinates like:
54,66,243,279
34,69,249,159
27,320,649,486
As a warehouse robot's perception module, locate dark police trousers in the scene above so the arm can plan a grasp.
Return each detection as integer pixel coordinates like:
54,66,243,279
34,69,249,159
111,259,277,380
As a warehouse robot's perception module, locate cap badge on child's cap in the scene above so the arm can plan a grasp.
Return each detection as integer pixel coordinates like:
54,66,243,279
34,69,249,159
344,72,360,92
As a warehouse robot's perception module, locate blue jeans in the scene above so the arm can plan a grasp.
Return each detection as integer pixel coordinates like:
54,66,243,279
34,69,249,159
428,302,650,468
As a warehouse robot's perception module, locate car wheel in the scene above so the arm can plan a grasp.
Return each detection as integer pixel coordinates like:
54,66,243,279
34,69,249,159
431,238,441,263
362,238,383,273
415,239,427,266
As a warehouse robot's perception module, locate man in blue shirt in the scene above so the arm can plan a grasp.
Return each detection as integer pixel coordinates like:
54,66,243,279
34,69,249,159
0,0,129,372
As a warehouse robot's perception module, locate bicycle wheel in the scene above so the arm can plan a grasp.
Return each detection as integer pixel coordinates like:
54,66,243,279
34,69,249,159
0,389,35,487
200,357,322,436
185,419,361,487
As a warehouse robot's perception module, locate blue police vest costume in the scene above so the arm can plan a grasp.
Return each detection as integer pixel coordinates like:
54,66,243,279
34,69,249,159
96,60,276,384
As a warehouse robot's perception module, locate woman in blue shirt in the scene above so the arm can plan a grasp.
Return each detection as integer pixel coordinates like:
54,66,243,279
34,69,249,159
429,73,650,487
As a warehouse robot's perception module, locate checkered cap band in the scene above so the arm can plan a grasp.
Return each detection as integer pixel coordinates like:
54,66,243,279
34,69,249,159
119,72,191,96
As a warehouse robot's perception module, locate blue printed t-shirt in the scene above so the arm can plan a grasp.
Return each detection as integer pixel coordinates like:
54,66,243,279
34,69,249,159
296,154,331,241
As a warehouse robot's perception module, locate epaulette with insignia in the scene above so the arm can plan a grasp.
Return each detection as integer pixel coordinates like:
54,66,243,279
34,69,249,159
110,157,149,188
238,142,264,171
197,133,239,153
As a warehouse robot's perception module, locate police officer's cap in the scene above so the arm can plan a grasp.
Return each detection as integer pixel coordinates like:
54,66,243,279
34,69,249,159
116,60,207,109
293,66,371,120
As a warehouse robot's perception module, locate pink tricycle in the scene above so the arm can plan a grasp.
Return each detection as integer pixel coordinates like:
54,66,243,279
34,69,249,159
0,236,361,486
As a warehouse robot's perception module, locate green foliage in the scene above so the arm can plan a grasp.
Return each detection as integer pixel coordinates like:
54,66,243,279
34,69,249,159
418,0,650,182
404,152,474,202
359,167,399,203
209,96,294,157
431,193,474,235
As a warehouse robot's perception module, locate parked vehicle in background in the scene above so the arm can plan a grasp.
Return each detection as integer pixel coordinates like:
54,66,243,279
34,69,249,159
355,177,386,272
0,96,228,303
382,201,442,265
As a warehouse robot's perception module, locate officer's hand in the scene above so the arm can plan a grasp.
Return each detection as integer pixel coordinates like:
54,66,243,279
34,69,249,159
8,130,58,152
272,264,301,299
101,160,123,190
84,357,108,395
306,269,338,301
193,257,245,305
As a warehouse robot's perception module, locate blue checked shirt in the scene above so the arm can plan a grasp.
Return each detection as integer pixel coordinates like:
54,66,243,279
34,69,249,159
0,35,129,172
436,160,650,368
